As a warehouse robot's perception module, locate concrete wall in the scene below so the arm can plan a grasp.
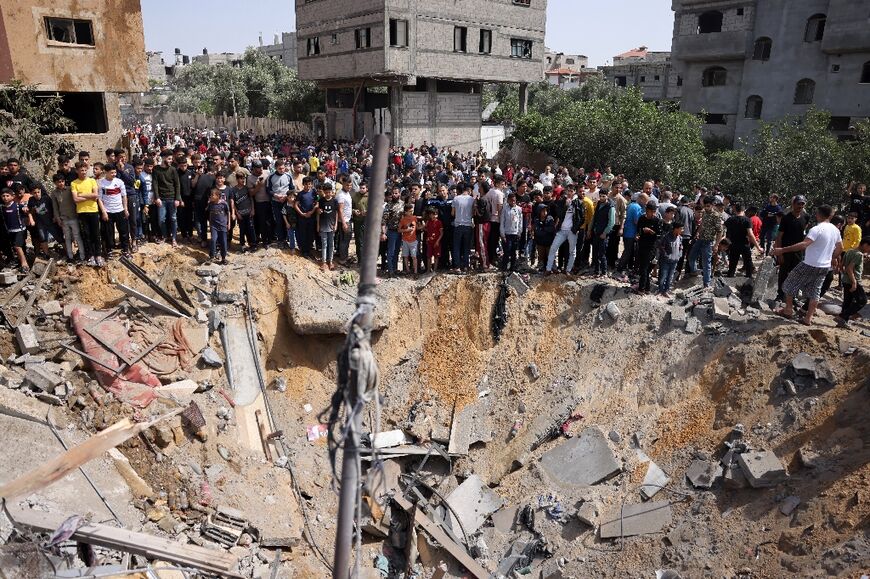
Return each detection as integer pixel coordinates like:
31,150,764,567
481,124,512,158
673,0,870,144
390,85,481,149
600,61,682,101
0,0,147,93
65,92,123,159
259,32,298,69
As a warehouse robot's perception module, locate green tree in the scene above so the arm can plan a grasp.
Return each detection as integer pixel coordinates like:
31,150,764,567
0,81,75,178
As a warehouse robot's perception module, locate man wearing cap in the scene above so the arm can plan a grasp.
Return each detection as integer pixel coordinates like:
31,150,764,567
773,204,842,325
774,196,809,300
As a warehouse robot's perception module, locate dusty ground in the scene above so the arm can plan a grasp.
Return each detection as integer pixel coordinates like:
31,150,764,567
0,242,868,578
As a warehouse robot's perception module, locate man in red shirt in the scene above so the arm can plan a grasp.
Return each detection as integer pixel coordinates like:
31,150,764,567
747,206,762,239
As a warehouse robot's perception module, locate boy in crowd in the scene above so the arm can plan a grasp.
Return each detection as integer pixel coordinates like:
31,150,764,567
1,188,29,272
283,191,298,254
759,194,782,255
207,188,229,264
52,173,86,263
71,161,104,266
500,192,522,272
399,203,419,276
230,170,255,252
424,207,443,273
656,221,683,298
316,183,338,271
140,159,155,242
27,182,62,258
836,237,870,328
634,200,662,294
843,212,862,252
98,163,131,258
534,205,556,272
129,159,144,250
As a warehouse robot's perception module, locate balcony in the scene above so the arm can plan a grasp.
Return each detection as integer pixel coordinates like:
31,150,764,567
821,25,870,54
673,30,750,62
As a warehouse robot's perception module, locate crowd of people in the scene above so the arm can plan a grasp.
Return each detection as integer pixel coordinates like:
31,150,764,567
1,124,868,329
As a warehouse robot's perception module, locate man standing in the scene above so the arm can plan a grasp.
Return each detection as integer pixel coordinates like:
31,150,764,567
724,203,761,278
616,193,644,279
773,205,842,326
152,151,181,246
247,161,271,247
381,186,405,277
97,163,130,258
192,161,215,247
351,183,369,260
176,157,195,241
591,189,616,277
685,196,724,288
606,182,626,270
836,237,869,328
485,175,505,268
774,196,809,300
267,160,293,245
577,180,596,270
295,177,317,258
451,183,475,273
546,185,582,274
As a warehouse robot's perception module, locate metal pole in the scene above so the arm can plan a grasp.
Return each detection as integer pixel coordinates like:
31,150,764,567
333,134,388,578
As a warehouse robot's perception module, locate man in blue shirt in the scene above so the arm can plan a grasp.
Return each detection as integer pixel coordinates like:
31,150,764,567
616,194,644,278
294,177,317,258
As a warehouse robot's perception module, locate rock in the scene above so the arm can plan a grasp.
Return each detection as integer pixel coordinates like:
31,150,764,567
527,363,540,380
146,506,168,522
201,347,223,368
0,271,17,285
207,309,222,333
575,501,599,527
158,515,179,534
797,447,820,469
727,293,742,310
790,353,816,376
22,365,64,393
818,303,842,316
215,291,241,304
713,278,733,297
217,445,231,461
712,297,730,319
685,317,701,334
506,272,530,296
540,427,621,487
780,496,800,515
39,301,63,316
737,451,788,488
273,377,287,393
783,379,797,395
668,307,687,329
15,325,39,355
492,505,519,534
196,264,222,277
195,309,208,323
608,430,621,443
444,474,504,535
605,302,621,321
685,460,723,489
153,425,174,448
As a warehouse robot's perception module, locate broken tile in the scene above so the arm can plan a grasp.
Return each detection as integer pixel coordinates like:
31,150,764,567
685,460,723,489
540,427,621,488
444,474,503,536
599,500,672,538
640,459,671,500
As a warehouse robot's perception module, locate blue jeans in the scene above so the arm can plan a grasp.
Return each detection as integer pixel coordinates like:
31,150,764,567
592,234,608,274
158,201,177,242
320,230,335,263
287,227,296,250
688,239,714,287
386,229,402,274
453,225,473,270
210,228,227,260
658,258,678,293
271,200,287,243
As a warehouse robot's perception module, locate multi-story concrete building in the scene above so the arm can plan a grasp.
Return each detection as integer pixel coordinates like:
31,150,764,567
600,47,682,102
671,0,870,144
0,0,148,154
295,0,547,148
544,50,589,71
258,33,298,69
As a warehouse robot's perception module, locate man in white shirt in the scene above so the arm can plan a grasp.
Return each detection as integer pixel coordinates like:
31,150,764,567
539,164,555,188
546,184,581,274
773,204,843,326
98,163,130,258
499,192,522,271
451,183,475,272
485,175,506,268
335,180,353,264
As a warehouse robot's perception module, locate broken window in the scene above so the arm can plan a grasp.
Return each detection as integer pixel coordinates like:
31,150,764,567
615,76,627,87
306,37,320,56
34,92,107,133
390,19,408,47
479,29,492,54
752,37,772,61
805,14,826,42
745,95,763,119
355,28,371,49
828,116,850,131
794,78,815,104
697,11,723,34
705,113,727,125
701,66,727,87
510,38,532,59
861,61,870,83
454,26,467,52
44,17,94,46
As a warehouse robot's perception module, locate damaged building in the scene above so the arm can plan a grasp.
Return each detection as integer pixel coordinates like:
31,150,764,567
0,0,147,154
295,0,547,148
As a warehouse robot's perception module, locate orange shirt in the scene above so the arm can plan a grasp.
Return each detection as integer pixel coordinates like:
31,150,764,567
399,214,417,243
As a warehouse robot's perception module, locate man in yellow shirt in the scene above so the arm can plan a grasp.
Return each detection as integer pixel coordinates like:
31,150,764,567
71,162,105,266
308,154,320,175
843,211,862,251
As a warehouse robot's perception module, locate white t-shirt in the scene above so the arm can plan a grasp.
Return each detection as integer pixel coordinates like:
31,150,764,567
485,188,504,222
539,172,554,187
452,194,474,227
336,190,352,224
803,222,841,268
98,177,126,213
561,197,575,232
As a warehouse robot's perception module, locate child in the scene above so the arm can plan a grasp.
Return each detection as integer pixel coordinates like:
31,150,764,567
836,237,870,328
27,183,62,258
316,183,338,271
656,221,683,298
52,173,86,263
140,159,155,242
843,212,862,252
1,188,29,272
399,203,418,275
713,237,731,275
533,205,556,272
207,188,229,264
229,171,254,252
128,160,143,250
282,191,298,254
424,207,443,273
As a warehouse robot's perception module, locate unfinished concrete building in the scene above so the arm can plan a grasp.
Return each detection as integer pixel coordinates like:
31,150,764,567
600,47,682,103
671,0,870,144
258,32,299,69
0,0,148,154
295,0,547,148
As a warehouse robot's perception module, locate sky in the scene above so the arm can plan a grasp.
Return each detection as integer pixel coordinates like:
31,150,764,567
142,0,674,68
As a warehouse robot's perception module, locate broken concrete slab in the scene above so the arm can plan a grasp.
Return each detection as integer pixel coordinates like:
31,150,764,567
605,302,621,321
372,429,411,449
684,317,701,334
506,272,530,296
15,325,39,355
284,270,387,335
750,256,777,305
540,427,621,488
713,278,734,297
737,451,788,488
640,458,671,500
668,307,687,329
780,496,800,516
39,300,62,316
790,353,816,376
0,271,17,285
448,396,492,455
491,505,519,534
599,500,672,538
155,379,200,401
195,264,222,277
22,365,64,393
685,460,723,489
712,297,730,319
575,501,600,527
722,465,749,489
444,474,503,537
201,347,223,368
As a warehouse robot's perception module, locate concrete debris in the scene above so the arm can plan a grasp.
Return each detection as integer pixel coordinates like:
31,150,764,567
372,429,411,449
599,500,672,538
201,347,223,368
506,272,530,296
448,395,492,455
444,474,504,536
750,256,777,305
640,458,671,500
668,307,687,329
22,365,64,393
273,376,287,392
722,465,749,489
605,302,621,321
712,297,730,319
527,363,541,380
15,324,39,355
686,459,723,489
155,379,199,400
797,446,821,469
608,430,621,443
492,505,519,534
39,300,63,316
0,271,17,285
713,278,734,297
195,264,222,277
575,501,600,527
780,495,800,515
780,353,836,393
540,427,621,488
737,451,788,488
684,316,701,334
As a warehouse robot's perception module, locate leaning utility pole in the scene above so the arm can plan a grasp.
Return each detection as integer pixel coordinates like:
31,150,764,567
333,134,389,578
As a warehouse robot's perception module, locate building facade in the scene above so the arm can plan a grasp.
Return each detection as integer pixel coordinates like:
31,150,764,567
600,48,682,102
544,50,588,71
671,0,870,144
544,68,600,90
295,0,547,147
192,50,244,67
258,32,298,69
0,0,147,154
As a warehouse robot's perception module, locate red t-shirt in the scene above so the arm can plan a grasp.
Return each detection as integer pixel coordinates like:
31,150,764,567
426,218,443,244
750,215,762,239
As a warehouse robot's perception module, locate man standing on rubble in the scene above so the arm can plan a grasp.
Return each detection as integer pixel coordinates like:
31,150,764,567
773,204,842,326
774,196,809,300
685,196,724,288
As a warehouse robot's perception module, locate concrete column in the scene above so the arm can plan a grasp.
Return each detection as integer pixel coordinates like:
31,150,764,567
519,83,529,115
427,78,437,144
390,85,402,146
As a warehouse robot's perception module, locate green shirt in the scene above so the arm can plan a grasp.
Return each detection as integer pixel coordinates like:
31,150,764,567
842,249,864,280
351,192,369,223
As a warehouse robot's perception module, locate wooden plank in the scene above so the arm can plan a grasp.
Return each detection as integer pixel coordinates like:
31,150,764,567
13,258,54,327
392,494,489,579
0,410,182,501
115,283,184,317
7,507,240,577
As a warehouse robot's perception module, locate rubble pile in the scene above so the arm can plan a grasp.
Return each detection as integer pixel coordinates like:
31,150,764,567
0,244,867,578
